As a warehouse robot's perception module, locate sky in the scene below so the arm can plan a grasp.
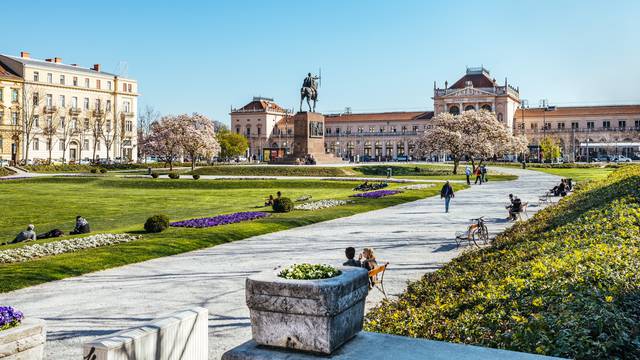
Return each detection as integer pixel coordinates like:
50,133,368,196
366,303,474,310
3,0,639,125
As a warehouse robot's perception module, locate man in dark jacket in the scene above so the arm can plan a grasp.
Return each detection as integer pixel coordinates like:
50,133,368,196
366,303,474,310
440,181,455,213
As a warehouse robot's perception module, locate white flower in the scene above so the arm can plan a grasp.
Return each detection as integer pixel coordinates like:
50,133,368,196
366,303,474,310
0,233,141,264
399,184,435,190
294,199,350,211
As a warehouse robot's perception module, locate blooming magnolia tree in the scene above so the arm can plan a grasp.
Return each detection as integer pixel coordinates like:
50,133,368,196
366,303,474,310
417,110,527,173
180,113,220,171
145,116,184,170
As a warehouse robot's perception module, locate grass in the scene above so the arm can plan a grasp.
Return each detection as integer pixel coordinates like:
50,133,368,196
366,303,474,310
0,177,466,292
529,167,618,182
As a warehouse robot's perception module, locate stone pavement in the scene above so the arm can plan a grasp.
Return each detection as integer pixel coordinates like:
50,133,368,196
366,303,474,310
0,167,560,359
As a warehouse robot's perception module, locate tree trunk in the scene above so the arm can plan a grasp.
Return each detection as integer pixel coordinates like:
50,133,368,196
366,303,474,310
452,158,459,174
471,158,476,172
48,139,52,163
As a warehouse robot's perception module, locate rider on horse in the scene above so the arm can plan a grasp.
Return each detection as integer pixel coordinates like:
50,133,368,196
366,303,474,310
300,72,319,112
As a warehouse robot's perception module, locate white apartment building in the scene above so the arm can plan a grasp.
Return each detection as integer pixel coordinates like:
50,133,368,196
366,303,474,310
0,51,138,163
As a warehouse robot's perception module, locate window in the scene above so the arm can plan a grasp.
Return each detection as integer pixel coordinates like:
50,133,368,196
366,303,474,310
543,122,551,130
357,127,363,133
401,125,407,133
326,127,332,135
236,127,240,134
46,116,52,128
0,110,3,122
122,83,127,92
0,88,3,101
602,120,611,129
11,112,18,125
59,95,65,108
619,120,626,129
33,115,39,127
84,118,89,128
84,139,90,150
125,120,133,132
369,127,375,133
571,122,579,129
335,127,340,134
11,89,18,102
587,121,595,129
71,118,77,129
85,78,90,88
60,75,65,85
59,141,64,151
106,120,111,132
557,122,565,129
33,93,39,106
33,138,39,151
636,120,640,129
107,81,112,90
95,99,101,110
412,125,418,132
72,97,78,109
46,94,54,108
60,117,65,128
96,139,100,150
73,77,78,86
245,126,251,136
84,98,90,110
33,72,39,81
96,80,101,89
47,73,52,83
257,126,261,135
497,113,504,122
123,100,131,113
128,84,132,92
106,100,111,112
530,123,538,130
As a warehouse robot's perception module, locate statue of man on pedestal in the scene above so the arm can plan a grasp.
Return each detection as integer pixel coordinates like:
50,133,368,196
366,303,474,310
300,72,319,112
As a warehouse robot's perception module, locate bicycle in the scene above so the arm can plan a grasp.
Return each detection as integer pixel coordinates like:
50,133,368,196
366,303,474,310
455,217,489,247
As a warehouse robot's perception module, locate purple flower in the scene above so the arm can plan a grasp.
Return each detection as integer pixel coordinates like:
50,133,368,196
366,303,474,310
170,212,269,228
0,306,24,330
350,190,402,199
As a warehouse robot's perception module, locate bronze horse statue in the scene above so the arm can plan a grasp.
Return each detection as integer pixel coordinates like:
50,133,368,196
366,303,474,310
300,72,319,112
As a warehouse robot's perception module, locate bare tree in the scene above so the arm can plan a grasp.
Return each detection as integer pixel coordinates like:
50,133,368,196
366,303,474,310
20,84,45,163
59,114,76,163
90,108,105,162
41,109,61,164
138,106,160,162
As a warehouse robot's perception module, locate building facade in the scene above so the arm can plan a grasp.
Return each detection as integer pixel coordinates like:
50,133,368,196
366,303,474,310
234,67,640,162
0,62,23,165
0,51,138,164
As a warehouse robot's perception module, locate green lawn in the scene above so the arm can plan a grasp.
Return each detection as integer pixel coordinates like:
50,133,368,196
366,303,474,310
0,177,466,292
529,167,618,182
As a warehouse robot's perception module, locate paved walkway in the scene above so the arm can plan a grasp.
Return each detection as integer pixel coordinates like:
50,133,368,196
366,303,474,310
0,168,560,359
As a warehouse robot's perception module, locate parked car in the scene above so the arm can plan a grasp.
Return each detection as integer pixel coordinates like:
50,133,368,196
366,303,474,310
595,155,611,162
395,155,409,162
611,155,632,163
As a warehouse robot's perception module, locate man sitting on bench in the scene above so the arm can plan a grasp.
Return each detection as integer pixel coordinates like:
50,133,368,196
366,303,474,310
507,194,522,221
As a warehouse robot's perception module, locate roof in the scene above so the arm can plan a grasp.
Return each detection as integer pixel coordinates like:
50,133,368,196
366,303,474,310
325,111,432,123
0,61,21,81
519,104,640,117
449,72,496,89
233,99,287,113
0,54,117,77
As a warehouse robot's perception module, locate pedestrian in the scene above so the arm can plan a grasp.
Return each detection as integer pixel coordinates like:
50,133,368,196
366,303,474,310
474,166,483,185
440,181,455,213
481,165,488,182
464,165,471,185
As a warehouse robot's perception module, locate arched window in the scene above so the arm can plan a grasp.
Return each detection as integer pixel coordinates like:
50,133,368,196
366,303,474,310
449,105,460,115
481,104,492,111
497,113,503,122
464,105,475,111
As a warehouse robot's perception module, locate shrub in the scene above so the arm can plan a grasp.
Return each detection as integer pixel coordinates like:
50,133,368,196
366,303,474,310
278,264,341,280
151,172,159,179
99,168,107,174
366,165,640,359
90,168,98,174
144,214,170,233
272,197,293,212
168,172,180,179
192,174,200,180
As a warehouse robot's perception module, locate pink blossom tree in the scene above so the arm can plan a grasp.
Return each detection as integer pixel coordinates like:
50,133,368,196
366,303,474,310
144,116,183,170
415,112,466,173
179,113,220,171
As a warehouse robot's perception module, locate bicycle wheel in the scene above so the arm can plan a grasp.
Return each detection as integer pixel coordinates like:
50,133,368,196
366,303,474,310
470,228,481,247
479,224,489,244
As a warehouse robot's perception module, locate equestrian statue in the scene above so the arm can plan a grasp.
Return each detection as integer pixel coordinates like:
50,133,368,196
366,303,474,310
300,72,320,112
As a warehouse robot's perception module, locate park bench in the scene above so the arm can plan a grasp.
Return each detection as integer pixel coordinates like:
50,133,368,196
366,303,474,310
368,262,389,298
515,202,529,221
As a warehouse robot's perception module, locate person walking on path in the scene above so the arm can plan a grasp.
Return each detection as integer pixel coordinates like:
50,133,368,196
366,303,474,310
465,165,471,185
481,165,488,183
440,181,455,213
474,166,483,185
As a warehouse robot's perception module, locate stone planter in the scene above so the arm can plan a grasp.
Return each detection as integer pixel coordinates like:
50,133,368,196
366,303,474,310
246,266,369,354
0,318,46,359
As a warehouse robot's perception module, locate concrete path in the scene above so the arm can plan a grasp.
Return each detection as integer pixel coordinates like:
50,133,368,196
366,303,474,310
0,168,560,360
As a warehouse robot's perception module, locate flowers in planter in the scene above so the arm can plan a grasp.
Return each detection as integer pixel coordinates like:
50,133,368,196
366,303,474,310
279,264,342,280
294,199,350,211
170,211,269,228
399,184,435,190
0,306,24,331
351,190,402,199
0,234,141,264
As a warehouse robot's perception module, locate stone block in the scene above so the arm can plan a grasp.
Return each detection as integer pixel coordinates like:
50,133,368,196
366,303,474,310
82,307,208,360
246,266,369,354
0,318,46,360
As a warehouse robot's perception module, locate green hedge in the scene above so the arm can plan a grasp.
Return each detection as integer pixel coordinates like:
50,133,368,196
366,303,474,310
24,162,198,173
0,167,16,177
193,166,348,177
366,165,640,359
354,165,452,176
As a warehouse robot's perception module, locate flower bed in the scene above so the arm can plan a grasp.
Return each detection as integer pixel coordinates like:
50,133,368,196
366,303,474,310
278,263,342,280
351,190,402,199
398,184,435,190
0,233,141,264
0,306,24,331
366,165,640,359
294,199,349,211
170,211,269,228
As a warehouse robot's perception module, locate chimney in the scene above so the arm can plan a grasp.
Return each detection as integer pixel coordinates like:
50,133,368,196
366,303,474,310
20,51,30,59
92,64,101,72
71,64,78,67
54,57,63,64
45,58,53,62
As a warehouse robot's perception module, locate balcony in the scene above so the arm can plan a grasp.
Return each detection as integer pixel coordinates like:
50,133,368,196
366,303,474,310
121,111,135,117
69,107,82,116
43,105,57,114
325,131,419,138
93,109,105,117
525,127,640,134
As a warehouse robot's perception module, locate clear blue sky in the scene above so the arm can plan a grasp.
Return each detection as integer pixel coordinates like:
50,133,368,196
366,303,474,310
4,0,639,125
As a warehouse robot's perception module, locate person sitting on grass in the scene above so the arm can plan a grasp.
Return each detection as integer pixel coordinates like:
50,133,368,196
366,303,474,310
276,191,282,199
70,216,91,235
10,224,37,244
343,247,362,267
265,195,275,207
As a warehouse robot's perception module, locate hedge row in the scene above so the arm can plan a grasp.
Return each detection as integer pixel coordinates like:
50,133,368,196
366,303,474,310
24,162,198,173
192,166,348,177
477,161,621,169
0,167,16,177
354,165,452,176
366,165,640,359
